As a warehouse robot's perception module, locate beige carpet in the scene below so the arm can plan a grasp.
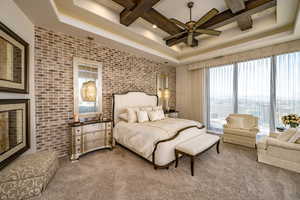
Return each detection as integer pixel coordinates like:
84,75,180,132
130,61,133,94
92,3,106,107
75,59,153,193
40,142,300,200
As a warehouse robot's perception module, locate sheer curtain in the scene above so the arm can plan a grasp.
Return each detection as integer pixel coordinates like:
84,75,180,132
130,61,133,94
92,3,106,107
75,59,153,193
275,52,300,127
208,64,234,132
237,58,271,132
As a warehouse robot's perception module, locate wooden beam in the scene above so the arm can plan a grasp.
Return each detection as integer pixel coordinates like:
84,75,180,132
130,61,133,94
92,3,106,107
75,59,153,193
120,0,160,26
111,0,135,10
166,0,276,46
225,0,253,31
224,0,245,13
237,16,253,31
112,0,183,35
143,9,183,35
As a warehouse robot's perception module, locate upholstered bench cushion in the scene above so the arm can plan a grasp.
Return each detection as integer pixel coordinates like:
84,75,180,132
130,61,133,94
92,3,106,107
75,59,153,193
176,134,220,156
0,151,59,200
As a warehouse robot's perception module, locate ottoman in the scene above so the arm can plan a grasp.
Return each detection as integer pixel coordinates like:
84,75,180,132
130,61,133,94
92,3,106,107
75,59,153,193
0,151,59,200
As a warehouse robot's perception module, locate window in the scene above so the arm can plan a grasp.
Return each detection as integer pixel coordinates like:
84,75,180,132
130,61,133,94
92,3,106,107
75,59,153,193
237,58,271,132
208,64,234,132
207,51,300,133
275,52,300,127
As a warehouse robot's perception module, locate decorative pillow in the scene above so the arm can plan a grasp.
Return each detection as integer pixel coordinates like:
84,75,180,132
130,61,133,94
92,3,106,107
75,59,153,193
152,106,163,111
277,128,296,142
126,107,139,123
118,113,128,122
137,111,149,123
148,111,160,121
288,128,300,143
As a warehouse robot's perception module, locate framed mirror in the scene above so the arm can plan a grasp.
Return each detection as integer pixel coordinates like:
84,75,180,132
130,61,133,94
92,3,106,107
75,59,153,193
0,22,29,93
73,57,102,119
0,99,30,169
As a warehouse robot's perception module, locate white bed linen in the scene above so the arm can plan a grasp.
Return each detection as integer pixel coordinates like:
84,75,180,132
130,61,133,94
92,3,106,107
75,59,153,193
114,118,206,166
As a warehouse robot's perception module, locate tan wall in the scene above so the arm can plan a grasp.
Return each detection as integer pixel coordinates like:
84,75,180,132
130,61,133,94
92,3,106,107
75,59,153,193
34,26,176,157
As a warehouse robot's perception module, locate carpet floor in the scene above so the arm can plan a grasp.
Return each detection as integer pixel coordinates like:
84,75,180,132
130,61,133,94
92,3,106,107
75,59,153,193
40,142,300,200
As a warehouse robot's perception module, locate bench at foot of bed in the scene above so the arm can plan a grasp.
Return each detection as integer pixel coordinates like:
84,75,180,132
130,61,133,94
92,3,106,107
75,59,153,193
175,134,220,176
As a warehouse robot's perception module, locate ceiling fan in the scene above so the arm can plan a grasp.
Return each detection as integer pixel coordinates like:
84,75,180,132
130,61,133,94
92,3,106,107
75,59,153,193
164,2,221,47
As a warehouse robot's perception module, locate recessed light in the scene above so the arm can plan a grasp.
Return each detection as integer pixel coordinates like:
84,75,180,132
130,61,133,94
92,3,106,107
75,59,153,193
152,24,157,29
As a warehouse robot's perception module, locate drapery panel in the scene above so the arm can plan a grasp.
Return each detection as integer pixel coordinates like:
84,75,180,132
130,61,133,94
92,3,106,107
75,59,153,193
207,64,234,131
206,51,300,133
275,52,300,127
237,58,271,132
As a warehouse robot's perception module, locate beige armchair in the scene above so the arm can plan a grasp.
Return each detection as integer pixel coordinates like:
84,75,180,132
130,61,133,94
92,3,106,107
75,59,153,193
223,114,259,148
257,130,300,173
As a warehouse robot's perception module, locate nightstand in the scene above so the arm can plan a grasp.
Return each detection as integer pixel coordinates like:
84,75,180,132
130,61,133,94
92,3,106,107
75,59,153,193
69,119,113,161
165,110,179,118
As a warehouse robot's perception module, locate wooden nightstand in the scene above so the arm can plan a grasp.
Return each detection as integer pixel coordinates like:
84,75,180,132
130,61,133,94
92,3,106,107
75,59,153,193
69,119,113,161
164,110,179,118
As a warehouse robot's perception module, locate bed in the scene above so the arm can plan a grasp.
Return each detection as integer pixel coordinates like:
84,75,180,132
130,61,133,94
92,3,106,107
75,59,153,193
113,91,206,168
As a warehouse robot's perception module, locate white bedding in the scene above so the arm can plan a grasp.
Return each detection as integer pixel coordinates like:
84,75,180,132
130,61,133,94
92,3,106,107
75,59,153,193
114,118,206,166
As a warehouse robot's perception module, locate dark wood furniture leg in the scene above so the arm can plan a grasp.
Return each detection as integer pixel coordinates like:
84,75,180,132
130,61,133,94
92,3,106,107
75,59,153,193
175,150,179,168
216,140,220,154
191,156,194,176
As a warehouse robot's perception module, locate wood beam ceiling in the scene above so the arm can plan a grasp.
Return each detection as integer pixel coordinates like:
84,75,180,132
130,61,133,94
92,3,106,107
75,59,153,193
225,0,253,31
166,0,276,46
112,0,183,35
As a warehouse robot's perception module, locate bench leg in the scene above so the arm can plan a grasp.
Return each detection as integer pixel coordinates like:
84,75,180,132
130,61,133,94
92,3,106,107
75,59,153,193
216,140,220,154
175,150,179,168
191,156,194,176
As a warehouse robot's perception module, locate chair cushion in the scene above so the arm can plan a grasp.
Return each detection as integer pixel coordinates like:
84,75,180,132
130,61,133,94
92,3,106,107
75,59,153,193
223,127,258,138
176,134,220,156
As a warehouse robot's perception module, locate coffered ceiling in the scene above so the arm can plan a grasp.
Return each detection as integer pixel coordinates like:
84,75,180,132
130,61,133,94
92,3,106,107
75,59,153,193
14,0,300,65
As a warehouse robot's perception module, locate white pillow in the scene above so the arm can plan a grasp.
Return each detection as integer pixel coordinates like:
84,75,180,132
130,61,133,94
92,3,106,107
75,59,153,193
288,128,300,143
126,107,139,123
118,113,128,122
149,110,165,121
148,111,160,121
157,110,165,120
137,111,149,123
152,106,163,111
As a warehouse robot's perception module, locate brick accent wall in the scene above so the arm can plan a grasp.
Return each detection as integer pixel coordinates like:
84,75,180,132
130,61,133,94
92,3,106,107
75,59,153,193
34,26,176,156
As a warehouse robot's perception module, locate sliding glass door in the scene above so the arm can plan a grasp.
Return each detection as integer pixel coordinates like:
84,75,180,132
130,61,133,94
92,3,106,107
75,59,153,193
275,52,300,127
237,58,271,132
208,64,234,132
207,51,300,133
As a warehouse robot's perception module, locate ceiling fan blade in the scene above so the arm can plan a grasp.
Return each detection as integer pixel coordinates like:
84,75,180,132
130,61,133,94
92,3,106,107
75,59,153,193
163,30,188,41
195,29,221,36
170,18,189,30
194,8,219,28
187,32,193,46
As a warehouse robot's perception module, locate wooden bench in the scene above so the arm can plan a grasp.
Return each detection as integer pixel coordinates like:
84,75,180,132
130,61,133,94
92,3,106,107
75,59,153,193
175,134,220,176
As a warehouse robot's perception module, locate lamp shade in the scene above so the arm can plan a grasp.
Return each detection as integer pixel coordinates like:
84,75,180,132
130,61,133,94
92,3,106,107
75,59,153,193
81,80,97,102
164,88,170,99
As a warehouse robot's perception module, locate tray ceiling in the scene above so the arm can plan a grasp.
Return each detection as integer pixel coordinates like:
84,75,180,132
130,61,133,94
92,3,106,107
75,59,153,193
14,0,300,65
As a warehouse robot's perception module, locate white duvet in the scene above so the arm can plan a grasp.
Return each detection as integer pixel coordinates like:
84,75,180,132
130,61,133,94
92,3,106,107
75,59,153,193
114,118,203,160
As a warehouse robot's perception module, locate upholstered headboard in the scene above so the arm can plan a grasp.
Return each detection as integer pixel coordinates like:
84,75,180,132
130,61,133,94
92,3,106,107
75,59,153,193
113,91,158,126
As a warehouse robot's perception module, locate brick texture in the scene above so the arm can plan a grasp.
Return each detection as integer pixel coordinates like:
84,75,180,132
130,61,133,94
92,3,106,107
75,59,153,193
34,26,176,157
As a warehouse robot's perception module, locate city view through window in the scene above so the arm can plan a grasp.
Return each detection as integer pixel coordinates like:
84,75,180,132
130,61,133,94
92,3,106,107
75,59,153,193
208,52,300,133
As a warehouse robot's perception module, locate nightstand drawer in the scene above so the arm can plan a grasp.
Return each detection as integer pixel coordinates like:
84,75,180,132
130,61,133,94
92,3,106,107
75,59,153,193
83,139,105,151
83,131,105,142
83,123,105,132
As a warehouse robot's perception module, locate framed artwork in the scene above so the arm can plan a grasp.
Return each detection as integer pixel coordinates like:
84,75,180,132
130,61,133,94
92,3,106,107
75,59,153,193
0,99,30,169
0,21,29,93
